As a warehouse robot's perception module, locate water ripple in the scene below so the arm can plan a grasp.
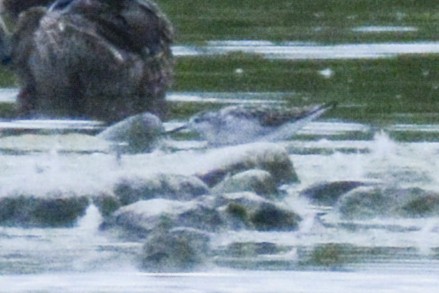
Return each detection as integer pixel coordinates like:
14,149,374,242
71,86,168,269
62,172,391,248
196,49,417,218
173,41,439,60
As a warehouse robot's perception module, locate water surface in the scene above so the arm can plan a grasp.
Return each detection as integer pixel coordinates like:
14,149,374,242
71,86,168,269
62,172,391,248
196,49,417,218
1,0,439,291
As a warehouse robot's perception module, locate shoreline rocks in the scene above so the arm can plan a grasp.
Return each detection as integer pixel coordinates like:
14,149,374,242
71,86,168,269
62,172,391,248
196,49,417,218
141,227,211,272
212,169,279,199
113,174,210,205
337,186,439,219
101,199,224,238
195,143,299,187
0,142,299,230
300,181,369,206
0,191,89,227
0,141,303,271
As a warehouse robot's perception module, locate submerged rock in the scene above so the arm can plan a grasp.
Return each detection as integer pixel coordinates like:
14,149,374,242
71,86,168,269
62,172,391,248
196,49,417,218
337,186,439,219
0,191,89,227
102,199,223,238
300,181,367,206
141,227,211,272
212,169,279,199
113,173,210,205
217,241,288,258
399,191,439,217
212,192,301,231
91,192,121,217
300,243,359,268
249,201,302,231
195,143,298,187
213,241,293,269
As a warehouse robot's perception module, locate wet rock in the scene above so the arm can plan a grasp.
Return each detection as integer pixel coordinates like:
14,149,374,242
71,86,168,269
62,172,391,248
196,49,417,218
97,113,164,153
299,243,359,268
91,192,121,217
211,192,301,231
250,201,301,231
336,186,394,220
0,191,89,227
196,143,298,187
300,181,367,206
337,186,439,219
141,227,211,272
212,169,279,199
398,188,439,217
212,192,268,229
213,241,294,270
219,241,287,257
113,173,210,205
102,199,223,238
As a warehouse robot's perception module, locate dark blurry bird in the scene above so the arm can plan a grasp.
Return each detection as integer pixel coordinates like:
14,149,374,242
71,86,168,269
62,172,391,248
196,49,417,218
1,0,54,20
1,0,174,122
171,102,337,146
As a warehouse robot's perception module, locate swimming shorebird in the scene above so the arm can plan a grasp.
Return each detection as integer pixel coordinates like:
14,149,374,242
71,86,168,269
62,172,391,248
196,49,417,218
170,102,337,146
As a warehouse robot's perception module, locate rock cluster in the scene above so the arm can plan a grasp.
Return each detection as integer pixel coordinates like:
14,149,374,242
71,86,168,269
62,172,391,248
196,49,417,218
0,142,301,271
300,181,439,219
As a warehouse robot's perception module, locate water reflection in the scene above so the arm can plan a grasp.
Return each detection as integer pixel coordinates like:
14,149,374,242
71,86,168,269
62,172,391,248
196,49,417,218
173,41,439,60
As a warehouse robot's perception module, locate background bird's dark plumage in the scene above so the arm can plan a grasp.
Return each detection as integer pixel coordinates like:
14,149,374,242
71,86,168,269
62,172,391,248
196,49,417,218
2,0,174,122
1,0,54,19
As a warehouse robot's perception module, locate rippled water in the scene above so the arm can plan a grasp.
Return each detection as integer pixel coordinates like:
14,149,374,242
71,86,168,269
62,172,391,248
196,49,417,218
1,112,439,291
174,41,439,60
1,86,439,293
2,1,439,290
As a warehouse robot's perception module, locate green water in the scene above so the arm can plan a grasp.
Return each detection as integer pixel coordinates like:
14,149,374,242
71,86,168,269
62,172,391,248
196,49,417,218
158,0,439,43
1,0,438,126
160,0,439,126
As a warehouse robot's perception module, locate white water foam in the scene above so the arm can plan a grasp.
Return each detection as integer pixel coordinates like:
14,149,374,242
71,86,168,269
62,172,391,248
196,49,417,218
173,41,439,60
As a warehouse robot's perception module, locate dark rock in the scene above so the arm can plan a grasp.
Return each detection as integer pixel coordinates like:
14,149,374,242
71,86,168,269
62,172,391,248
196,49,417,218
92,192,121,217
210,192,301,231
97,113,164,153
337,186,393,220
337,186,439,219
398,189,439,217
300,181,367,206
141,227,211,272
213,241,294,270
196,143,298,187
0,191,90,227
102,199,223,238
218,241,289,258
214,192,267,230
212,169,279,199
250,201,301,231
300,243,358,268
113,173,210,205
